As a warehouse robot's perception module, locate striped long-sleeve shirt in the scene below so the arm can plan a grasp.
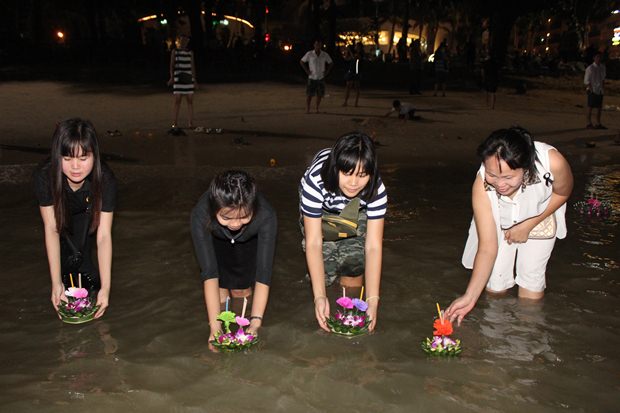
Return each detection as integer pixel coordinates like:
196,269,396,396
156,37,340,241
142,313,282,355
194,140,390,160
300,148,387,219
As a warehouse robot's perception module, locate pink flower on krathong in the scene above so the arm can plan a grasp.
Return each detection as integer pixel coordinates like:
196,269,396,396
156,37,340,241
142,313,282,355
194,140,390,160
352,298,368,312
335,312,345,321
352,315,366,327
336,296,354,309
234,328,254,344
65,287,89,298
442,336,456,347
587,198,602,208
431,336,443,349
67,297,91,312
235,316,250,327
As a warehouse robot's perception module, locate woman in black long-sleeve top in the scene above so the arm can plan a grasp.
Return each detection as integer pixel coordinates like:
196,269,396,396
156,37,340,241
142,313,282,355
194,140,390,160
190,170,277,341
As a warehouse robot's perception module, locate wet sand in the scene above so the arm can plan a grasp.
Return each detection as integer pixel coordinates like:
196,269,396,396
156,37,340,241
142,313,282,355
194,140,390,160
0,81,619,412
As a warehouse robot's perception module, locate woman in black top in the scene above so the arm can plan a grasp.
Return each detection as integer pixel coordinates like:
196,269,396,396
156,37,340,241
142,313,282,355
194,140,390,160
34,118,117,318
191,170,277,340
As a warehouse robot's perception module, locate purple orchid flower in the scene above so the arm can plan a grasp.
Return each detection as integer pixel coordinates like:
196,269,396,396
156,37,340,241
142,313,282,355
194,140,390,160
352,298,368,312
443,336,456,347
336,296,354,309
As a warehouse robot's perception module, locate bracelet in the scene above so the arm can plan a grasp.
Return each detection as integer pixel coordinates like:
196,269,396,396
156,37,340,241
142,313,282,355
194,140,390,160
366,296,380,301
314,296,327,304
250,315,263,321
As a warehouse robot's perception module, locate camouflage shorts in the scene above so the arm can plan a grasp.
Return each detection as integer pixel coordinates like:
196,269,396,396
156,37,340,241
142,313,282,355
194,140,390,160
300,211,368,286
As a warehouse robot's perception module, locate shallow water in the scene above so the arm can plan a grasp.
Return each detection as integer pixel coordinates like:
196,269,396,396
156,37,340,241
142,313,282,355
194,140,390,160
0,154,619,412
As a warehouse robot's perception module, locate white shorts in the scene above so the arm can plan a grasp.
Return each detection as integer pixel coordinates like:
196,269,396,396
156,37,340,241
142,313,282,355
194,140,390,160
486,236,556,292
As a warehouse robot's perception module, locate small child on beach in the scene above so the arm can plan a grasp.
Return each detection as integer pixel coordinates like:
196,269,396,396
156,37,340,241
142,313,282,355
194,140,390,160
385,100,416,120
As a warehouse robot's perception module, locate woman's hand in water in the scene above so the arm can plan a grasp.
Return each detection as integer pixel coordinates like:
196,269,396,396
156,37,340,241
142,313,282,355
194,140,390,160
366,299,379,332
247,318,262,336
314,296,331,332
208,321,223,352
208,321,223,342
94,288,110,318
51,283,67,314
445,294,477,326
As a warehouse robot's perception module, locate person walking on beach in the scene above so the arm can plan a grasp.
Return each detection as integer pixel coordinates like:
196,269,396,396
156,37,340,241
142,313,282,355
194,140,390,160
445,127,573,325
482,56,499,109
433,40,449,97
168,34,197,129
342,45,361,107
34,118,117,319
191,170,277,343
300,133,387,332
584,52,606,129
409,40,422,95
300,39,333,113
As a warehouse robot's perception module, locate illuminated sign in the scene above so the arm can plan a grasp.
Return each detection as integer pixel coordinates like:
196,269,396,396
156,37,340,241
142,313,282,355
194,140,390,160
613,27,620,46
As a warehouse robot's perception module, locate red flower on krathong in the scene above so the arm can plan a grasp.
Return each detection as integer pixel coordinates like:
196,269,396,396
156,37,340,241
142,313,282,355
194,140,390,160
433,318,453,336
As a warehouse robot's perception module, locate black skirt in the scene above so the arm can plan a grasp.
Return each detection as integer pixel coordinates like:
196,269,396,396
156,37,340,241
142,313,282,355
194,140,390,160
212,234,258,289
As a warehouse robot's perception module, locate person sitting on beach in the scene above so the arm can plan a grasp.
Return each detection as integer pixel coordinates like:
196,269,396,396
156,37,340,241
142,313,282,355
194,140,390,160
300,133,387,332
385,100,416,120
446,127,573,325
191,170,277,341
34,118,117,318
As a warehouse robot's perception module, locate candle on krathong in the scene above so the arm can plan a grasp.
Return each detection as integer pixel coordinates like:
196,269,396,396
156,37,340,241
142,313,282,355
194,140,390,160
342,286,346,298
359,286,364,300
70,273,75,288
436,302,443,322
78,273,82,289
241,297,248,319
225,296,229,312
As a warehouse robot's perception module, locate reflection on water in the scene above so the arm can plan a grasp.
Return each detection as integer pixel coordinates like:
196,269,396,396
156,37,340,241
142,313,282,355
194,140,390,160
0,161,619,412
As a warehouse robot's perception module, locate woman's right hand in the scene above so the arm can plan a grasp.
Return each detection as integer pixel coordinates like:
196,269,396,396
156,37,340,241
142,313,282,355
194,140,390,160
314,296,331,332
445,294,477,326
51,283,67,313
208,321,223,342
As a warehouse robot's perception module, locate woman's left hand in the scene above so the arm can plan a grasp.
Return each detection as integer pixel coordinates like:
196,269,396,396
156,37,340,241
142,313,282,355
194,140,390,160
366,300,379,332
247,318,262,336
504,221,533,244
95,288,110,318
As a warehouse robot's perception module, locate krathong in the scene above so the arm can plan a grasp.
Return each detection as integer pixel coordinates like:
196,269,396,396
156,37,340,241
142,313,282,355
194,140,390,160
326,287,370,337
210,297,259,351
574,194,612,218
421,303,462,356
57,274,99,324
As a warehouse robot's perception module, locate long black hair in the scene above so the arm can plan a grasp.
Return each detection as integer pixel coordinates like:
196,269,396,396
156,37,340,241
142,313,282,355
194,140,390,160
477,127,539,185
50,118,103,234
207,170,258,228
320,132,379,202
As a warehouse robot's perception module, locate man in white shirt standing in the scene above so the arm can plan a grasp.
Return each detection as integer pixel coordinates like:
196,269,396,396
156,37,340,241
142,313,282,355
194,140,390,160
584,52,606,129
300,39,333,114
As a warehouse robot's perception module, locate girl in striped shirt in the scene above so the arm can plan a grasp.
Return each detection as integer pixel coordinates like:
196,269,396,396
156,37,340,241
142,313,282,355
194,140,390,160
167,34,196,129
300,133,387,332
